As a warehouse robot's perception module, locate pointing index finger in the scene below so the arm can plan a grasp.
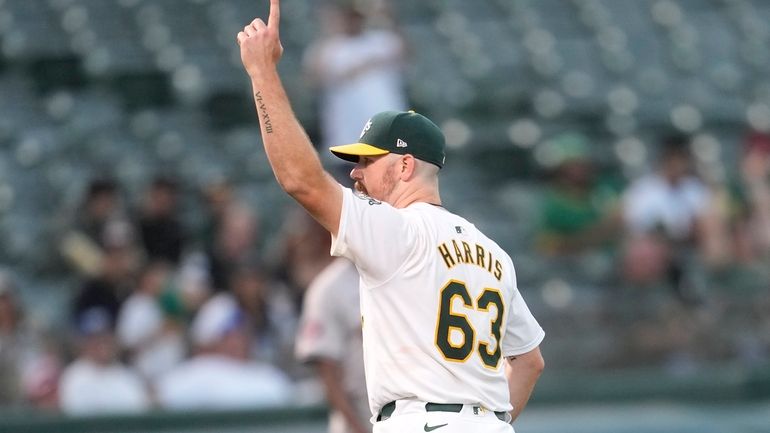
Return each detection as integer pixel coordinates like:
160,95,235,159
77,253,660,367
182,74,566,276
268,0,280,31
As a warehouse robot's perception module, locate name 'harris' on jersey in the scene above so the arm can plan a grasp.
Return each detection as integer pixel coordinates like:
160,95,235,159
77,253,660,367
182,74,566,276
438,236,503,281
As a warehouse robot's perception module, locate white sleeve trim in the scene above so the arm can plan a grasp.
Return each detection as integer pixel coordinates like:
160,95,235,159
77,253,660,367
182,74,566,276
502,328,545,357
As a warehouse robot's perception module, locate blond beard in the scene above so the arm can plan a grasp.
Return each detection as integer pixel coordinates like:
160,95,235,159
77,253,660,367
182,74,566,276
355,159,399,201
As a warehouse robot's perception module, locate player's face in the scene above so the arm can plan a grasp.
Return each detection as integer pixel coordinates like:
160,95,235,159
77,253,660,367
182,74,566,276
350,154,400,202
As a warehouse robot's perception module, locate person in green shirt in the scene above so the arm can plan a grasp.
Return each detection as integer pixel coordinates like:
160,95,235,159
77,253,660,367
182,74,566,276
536,132,623,256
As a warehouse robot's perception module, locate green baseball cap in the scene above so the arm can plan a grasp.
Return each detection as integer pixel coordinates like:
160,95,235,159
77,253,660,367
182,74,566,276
329,110,446,168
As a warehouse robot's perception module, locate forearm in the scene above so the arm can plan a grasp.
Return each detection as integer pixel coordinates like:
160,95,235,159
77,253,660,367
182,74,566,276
317,360,369,433
505,347,545,422
249,69,326,195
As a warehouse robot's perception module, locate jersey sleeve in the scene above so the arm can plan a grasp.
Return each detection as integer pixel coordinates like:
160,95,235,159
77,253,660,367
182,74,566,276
331,186,415,286
502,268,545,357
295,277,345,362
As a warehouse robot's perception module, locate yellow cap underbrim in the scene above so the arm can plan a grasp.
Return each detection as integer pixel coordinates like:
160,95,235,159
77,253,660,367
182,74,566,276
329,143,390,163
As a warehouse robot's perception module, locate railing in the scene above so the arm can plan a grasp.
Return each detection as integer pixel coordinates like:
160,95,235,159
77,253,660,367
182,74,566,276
2,364,769,433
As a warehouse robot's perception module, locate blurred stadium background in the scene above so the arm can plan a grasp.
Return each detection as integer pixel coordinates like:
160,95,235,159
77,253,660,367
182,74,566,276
1,0,770,431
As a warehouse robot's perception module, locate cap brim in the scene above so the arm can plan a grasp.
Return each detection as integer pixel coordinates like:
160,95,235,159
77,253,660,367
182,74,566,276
329,143,390,163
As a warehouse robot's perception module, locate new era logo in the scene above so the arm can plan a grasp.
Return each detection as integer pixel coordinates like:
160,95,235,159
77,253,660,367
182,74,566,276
396,139,408,148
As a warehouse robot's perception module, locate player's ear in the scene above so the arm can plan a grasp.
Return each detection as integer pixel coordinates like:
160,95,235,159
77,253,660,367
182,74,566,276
399,154,416,181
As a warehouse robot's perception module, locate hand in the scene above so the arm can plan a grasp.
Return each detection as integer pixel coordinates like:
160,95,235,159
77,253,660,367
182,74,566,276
237,0,283,78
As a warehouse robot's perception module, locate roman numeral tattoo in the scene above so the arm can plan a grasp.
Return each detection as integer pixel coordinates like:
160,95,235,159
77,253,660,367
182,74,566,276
255,91,273,133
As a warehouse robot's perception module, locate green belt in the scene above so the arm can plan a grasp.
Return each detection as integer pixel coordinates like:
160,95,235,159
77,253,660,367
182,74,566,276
377,401,507,422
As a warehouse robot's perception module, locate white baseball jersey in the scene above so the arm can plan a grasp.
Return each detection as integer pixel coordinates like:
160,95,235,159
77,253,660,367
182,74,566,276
331,186,545,417
295,258,370,433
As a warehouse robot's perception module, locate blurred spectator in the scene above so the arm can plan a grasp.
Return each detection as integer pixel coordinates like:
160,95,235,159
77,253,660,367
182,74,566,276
175,252,215,313
304,1,407,162
137,176,187,265
270,208,334,310
199,180,260,291
623,299,715,374
739,287,770,365
535,132,623,256
72,244,140,324
155,294,293,410
296,258,369,433
59,307,151,415
622,135,712,301
700,131,770,274
0,272,62,410
59,178,135,277
116,261,186,381
735,132,770,261
230,263,297,367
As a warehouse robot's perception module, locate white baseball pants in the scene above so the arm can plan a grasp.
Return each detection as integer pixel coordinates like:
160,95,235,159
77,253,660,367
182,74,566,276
372,400,514,433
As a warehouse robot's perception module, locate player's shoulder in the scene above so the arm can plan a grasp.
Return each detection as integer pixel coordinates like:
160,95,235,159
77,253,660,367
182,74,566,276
412,205,504,246
450,211,514,262
416,204,479,234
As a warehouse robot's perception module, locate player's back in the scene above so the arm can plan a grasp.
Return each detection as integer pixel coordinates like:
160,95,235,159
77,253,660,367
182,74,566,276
358,202,533,415
331,187,544,418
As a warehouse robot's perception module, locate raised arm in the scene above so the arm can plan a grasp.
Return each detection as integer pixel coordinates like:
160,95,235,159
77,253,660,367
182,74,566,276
237,0,342,236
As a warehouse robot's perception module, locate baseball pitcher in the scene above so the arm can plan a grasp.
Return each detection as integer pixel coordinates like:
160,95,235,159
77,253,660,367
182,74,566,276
237,2,545,432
